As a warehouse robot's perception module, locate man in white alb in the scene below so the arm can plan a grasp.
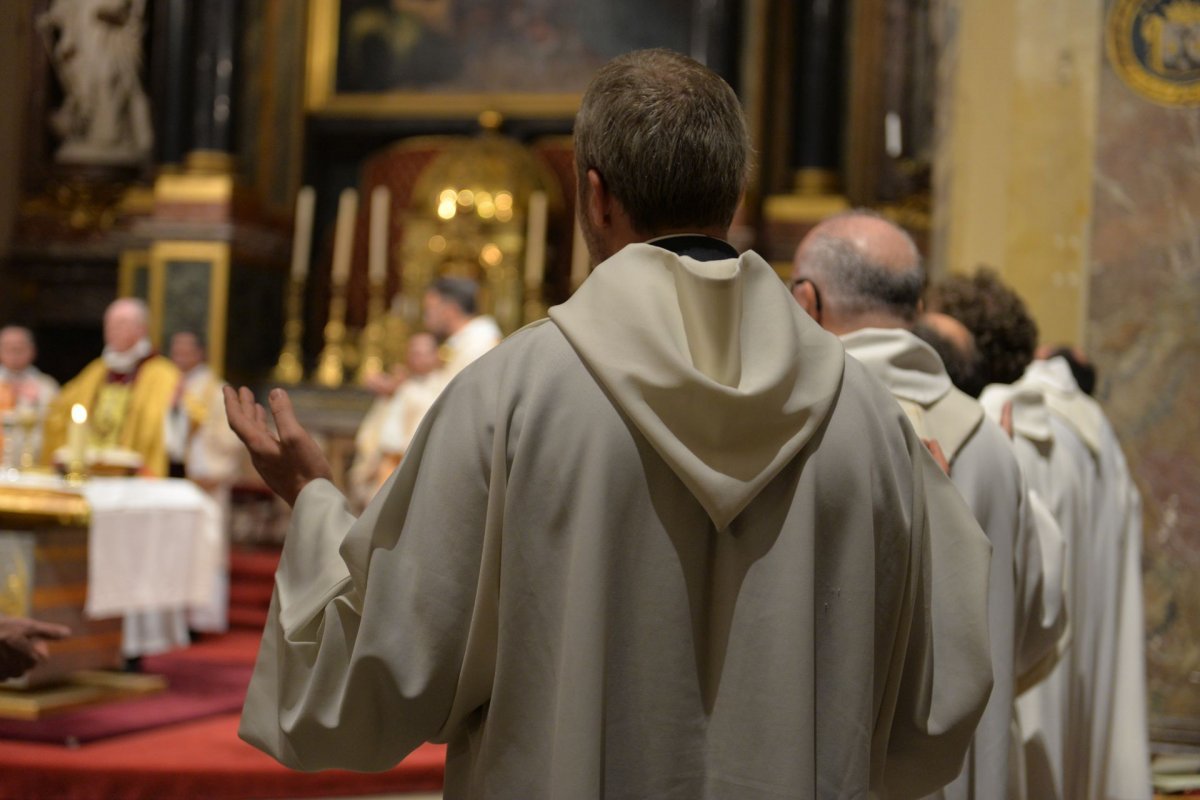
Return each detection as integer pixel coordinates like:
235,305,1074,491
225,50,995,799
792,212,1069,800
927,271,1152,800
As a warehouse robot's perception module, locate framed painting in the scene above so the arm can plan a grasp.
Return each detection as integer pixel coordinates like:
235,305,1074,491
147,242,232,378
305,0,725,118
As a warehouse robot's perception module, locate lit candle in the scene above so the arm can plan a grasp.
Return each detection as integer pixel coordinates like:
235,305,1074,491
368,185,391,285
570,214,589,291
330,188,359,286
524,190,547,289
290,186,315,282
68,404,88,467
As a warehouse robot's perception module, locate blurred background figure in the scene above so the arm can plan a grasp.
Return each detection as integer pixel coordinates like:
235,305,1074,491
0,325,60,466
166,330,242,636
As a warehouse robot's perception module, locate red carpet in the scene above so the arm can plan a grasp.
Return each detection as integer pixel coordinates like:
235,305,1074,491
0,550,447,799
0,650,252,744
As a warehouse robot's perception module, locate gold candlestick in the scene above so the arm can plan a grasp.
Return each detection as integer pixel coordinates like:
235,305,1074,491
16,407,38,471
65,404,88,485
314,284,348,388
356,282,387,385
271,278,306,384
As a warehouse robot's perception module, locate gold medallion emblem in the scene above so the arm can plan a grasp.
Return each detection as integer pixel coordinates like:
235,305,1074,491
1107,0,1200,105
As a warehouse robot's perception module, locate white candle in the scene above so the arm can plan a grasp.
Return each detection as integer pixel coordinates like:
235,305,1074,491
523,190,548,289
368,186,391,285
331,188,359,286
570,214,589,291
290,186,315,282
68,404,88,466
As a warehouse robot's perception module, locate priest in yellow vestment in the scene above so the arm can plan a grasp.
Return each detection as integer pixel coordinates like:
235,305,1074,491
43,298,181,477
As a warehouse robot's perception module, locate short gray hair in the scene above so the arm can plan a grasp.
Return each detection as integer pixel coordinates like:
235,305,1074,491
108,297,150,327
795,217,924,323
573,49,751,235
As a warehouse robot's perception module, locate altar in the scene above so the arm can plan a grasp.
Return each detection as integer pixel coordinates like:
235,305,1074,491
0,474,224,690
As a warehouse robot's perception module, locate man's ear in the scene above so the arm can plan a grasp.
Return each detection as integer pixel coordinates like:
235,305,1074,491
792,279,820,322
586,168,610,230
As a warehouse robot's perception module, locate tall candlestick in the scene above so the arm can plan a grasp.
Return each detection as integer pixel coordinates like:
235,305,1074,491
524,190,548,288
570,215,590,291
368,186,391,285
290,186,315,281
67,403,88,479
330,188,359,286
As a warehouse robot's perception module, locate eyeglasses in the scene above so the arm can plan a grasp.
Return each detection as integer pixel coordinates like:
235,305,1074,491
790,277,823,317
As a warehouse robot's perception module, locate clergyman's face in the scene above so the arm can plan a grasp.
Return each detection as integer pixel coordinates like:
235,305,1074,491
0,330,34,372
406,333,440,376
104,306,145,353
170,333,204,373
422,292,450,339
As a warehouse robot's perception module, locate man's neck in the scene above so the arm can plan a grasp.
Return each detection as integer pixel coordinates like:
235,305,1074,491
826,315,911,337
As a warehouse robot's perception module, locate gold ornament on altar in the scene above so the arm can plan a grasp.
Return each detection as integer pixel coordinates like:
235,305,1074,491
401,114,562,336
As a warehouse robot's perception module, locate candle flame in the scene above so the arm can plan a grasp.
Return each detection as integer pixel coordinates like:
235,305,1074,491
71,404,88,424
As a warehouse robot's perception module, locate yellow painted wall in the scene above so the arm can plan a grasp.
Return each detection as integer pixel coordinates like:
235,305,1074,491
937,0,1102,346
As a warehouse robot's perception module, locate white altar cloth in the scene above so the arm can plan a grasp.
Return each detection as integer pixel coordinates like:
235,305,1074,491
81,478,223,656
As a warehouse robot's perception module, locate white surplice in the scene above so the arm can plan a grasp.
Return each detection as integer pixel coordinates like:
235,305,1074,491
240,243,995,799
979,382,1090,800
1017,358,1151,800
843,328,1068,800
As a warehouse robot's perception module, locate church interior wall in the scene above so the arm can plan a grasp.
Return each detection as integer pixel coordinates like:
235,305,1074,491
1088,29,1200,740
0,0,1195,752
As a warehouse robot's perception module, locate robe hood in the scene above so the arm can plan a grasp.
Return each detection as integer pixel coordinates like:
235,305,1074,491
1019,356,1103,456
841,327,982,464
978,383,1054,443
549,243,844,530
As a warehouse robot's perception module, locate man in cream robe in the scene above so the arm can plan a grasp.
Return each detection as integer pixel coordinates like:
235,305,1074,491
44,298,180,477
0,326,60,464
792,213,1068,800
927,268,1152,800
976,380,1089,800
227,50,994,798
166,331,242,634
1017,357,1151,800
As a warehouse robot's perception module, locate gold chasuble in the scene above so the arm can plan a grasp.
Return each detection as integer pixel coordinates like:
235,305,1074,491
43,355,181,476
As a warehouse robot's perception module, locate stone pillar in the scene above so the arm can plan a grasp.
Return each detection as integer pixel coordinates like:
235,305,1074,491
791,0,846,195
149,0,193,166
933,0,1101,345
190,0,239,167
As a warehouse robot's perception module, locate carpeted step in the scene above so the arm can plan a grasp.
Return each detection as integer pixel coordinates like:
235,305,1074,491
229,547,281,581
228,581,274,608
227,606,271,630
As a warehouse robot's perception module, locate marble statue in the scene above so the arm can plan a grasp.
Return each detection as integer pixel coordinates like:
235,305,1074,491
37,0,153,166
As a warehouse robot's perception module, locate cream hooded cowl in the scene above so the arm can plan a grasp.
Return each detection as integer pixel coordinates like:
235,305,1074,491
842,329,1068,800
240,243,994,799
1017,359,1151,800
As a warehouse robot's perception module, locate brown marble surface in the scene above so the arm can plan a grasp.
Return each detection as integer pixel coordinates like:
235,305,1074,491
1088,64,1200,728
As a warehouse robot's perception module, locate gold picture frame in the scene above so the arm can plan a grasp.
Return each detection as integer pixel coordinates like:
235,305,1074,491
117,249,152,302
304,0,703,119
147,241,231,378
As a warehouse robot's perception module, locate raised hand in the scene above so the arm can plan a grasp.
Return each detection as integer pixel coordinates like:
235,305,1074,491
223,386,333,507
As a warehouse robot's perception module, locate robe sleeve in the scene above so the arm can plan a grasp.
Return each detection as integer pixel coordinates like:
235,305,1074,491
1103,481,1152,800
1014,487,1069,693
238,374,502,772
875,429,995,798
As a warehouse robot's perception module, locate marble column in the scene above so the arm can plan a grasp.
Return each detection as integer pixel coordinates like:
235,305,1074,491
190,0,239,162
791,0,845,194
149,0,193,166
